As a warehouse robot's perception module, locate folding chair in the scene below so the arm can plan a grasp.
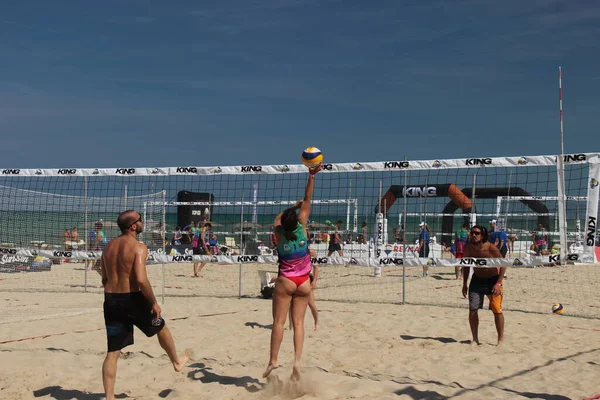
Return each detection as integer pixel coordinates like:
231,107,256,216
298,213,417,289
258,270,277,299
221,237,240,255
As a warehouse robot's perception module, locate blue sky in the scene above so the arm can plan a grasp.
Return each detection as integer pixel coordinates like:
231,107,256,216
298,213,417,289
1,0,599,169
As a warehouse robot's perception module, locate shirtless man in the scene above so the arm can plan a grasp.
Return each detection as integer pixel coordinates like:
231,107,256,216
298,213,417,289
101,210,189,400
461,225,505,345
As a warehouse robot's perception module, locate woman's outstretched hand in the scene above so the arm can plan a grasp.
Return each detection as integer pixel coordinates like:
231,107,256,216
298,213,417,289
308,164,323,175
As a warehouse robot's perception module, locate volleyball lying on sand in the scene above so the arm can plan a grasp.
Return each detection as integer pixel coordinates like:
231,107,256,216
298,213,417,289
301,147,323,168
552,303,564,314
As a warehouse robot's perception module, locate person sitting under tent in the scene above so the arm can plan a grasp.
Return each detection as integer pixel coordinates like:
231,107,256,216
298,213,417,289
208,233,219,255
63,229,71,248
71,226,80,242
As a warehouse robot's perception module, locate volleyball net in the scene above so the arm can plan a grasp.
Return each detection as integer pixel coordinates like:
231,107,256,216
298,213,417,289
1,153,599,317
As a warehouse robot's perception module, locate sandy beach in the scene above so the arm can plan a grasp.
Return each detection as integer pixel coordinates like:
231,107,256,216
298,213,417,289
2,260,600,319
2,261,600,399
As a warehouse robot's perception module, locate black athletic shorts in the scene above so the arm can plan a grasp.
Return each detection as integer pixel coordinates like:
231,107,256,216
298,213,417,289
499,245,508,257
193,246,206,255
419,243,430,258
328,243,342,252
103,292,165,352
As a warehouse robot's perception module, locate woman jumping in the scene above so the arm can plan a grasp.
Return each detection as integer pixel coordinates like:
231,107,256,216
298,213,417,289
263,165,321,380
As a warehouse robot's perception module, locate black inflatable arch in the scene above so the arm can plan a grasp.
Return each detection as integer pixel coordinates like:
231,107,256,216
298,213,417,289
440,187,550,246
377,185,550,246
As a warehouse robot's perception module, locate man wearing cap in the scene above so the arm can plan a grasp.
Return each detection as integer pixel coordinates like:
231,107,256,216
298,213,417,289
418,222,431,276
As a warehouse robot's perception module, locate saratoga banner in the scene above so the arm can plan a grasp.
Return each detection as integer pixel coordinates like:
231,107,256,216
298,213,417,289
0,246,587,269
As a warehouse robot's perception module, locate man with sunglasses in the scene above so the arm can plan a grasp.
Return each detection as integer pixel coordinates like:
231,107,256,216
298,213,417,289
462,225,505,345
100,210,189,400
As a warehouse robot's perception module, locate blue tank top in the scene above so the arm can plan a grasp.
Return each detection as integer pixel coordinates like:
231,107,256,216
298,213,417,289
457,229,468,243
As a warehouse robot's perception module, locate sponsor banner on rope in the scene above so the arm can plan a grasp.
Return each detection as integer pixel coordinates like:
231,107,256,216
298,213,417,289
2,153,599,176
396,255,587,267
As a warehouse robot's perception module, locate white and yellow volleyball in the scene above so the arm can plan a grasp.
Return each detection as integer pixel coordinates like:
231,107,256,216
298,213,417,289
301,147,323,168
552,303,564,314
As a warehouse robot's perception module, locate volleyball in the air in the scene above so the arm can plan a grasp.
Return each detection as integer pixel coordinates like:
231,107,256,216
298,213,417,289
552,303,564,314
301,147,323,168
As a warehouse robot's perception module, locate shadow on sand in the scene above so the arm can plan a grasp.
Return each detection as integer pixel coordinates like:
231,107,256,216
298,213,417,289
187,362,263,393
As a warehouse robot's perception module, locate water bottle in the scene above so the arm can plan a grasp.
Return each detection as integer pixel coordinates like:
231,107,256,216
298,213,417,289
374,264,382,277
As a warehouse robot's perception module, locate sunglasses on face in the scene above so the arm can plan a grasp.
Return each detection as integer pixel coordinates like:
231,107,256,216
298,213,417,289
129,216,142,228
471,231,482,236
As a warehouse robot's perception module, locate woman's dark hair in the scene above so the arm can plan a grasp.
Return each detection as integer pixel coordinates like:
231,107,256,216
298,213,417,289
470,225,489,242
280,208,299,241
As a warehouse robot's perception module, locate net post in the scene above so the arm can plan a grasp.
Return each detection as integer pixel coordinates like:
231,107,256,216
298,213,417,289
240,193,244,255
495,196,502,220
402,161,408,305
238,262,243,299
557,66,568,265
374,181,383,277
162,190,166,254
470,173,477,227
422,178,428,225
161,191,166,303
346,201,351,234
239,192,244,297
252,183,258,243
556,162,568,265
161,262,165,305
84,176,88,293
142,202,147,243
353,200,358,233
504,172,513,240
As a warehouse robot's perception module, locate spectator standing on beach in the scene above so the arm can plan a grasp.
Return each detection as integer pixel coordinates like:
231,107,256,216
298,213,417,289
173,226,182,246
192,223,211,277
418,222,431,276
90,222,107,251
327,220,344,257
89,222,107,275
